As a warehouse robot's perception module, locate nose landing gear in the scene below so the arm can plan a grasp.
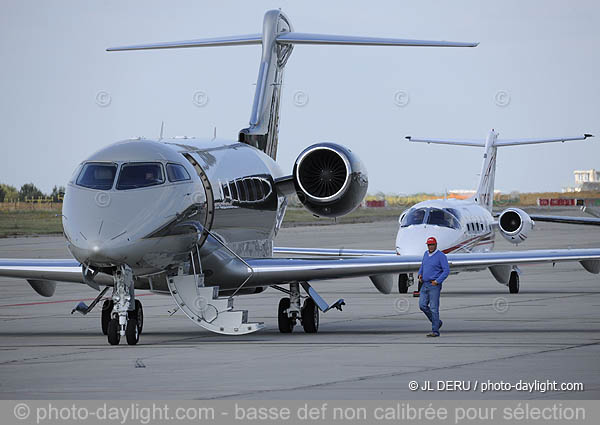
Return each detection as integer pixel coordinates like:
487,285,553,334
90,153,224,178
107,265,143,345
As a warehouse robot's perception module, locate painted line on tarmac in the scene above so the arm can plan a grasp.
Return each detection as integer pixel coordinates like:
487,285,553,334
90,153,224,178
0,293,155,308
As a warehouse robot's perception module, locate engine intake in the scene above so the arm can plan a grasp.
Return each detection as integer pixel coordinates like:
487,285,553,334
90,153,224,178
294,143,368,217
498,208,534,244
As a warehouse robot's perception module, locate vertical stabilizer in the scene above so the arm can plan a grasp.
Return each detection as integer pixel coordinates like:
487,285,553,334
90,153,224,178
238,10,293,159
107,10,478,161
407,131,592,212
473,129,498,211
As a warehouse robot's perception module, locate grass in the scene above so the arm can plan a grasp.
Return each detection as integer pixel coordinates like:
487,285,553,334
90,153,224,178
1,190,597,237
282,207,401,226
0,208,63,237
0,206,402,237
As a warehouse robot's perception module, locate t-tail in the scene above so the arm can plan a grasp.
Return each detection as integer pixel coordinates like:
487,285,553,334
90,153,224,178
107,9,478,160
406,131,594,211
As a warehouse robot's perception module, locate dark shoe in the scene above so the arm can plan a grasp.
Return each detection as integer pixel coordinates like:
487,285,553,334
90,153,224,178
426,333,439,337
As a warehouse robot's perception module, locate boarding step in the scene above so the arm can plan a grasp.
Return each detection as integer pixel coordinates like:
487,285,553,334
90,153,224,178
167,274,263,335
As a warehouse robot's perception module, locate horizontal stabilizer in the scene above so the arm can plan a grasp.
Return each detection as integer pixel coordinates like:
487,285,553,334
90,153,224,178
108,33,478,52
107,34,263,51
276,33,478,47
494,134,593,147
406,136,484,147
406,134,593,148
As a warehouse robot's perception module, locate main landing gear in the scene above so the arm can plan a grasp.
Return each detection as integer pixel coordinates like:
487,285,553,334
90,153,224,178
398,273,415,294
508,270,520,294
276,281,344,334
106,265,144,345
278,297,319,333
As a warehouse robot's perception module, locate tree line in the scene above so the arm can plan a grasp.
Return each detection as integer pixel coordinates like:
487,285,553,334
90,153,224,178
0,183,65,202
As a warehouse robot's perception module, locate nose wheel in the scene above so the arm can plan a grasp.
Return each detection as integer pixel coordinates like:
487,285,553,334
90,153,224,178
101,299,113,335
126,317,139,345
107,318,120,345
106,265,144,345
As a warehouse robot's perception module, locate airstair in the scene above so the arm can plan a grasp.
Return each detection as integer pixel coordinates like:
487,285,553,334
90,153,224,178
167,261,263,336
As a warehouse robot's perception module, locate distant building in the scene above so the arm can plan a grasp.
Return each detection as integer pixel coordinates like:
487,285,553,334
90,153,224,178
564,169,600,192
448,189,501,199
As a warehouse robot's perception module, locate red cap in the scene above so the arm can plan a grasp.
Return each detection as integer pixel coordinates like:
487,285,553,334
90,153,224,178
426,237,437,245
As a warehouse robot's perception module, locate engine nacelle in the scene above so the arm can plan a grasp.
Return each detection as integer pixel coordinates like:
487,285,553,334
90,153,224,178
498,208,534,244
293,142,368,217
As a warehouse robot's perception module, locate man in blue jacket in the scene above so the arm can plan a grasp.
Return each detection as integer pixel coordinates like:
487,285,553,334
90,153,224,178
418,237,450,337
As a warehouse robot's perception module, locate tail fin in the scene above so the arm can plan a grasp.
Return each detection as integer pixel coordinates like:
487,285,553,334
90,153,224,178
108,9,478,160
406,132,593,211
474,130,499,211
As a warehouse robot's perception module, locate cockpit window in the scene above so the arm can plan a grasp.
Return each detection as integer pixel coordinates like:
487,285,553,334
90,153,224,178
166,163,191,182
401,207,461,229
400,208,427,227
427,208,461,229
76,163,117,190
116,163,165,190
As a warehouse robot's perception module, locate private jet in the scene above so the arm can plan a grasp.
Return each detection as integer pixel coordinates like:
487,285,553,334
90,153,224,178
277,130,599,294
2,11,599,346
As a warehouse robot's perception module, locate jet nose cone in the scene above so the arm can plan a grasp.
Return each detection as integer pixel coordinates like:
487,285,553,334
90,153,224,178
395,247,426,257
69,239,120,266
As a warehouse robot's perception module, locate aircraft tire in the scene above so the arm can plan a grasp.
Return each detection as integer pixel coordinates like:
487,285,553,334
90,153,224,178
128,300,143,335
508,271,520,294
107,318,120,345
278,298,295,333
101,300,113,335
126,318,139,345
301,298,319,333
398,274,409,293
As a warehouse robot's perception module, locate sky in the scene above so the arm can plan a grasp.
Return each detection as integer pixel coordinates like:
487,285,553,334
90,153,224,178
1,0,599,195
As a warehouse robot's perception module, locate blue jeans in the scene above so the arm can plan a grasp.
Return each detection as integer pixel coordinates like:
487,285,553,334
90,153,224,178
419,282,442,335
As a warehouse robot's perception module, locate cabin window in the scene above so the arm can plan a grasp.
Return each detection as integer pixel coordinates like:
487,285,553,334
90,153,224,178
76,163,117,190
166,163,191,182
222,177,273,203
229,181,239,200
116,163,165,190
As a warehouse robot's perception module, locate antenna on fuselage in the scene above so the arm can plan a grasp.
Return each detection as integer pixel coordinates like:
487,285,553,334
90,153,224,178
159,121,165,140
212,127,217,141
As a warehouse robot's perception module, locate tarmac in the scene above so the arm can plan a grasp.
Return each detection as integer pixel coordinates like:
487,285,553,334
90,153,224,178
0,218,599,400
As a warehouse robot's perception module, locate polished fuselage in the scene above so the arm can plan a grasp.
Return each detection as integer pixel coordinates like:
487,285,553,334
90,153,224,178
63,138,287,291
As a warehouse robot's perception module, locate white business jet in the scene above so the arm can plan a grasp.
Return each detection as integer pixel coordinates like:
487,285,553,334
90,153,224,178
276,130,597,294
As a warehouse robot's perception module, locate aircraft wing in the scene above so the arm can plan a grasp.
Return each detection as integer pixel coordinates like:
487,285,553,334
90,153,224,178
248,248,600,285
528,215,600,226
0,259,113,286
274,247,396,257
2,248,599,294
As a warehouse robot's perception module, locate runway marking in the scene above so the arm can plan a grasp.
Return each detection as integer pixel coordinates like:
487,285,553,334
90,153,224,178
0,293,155,308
